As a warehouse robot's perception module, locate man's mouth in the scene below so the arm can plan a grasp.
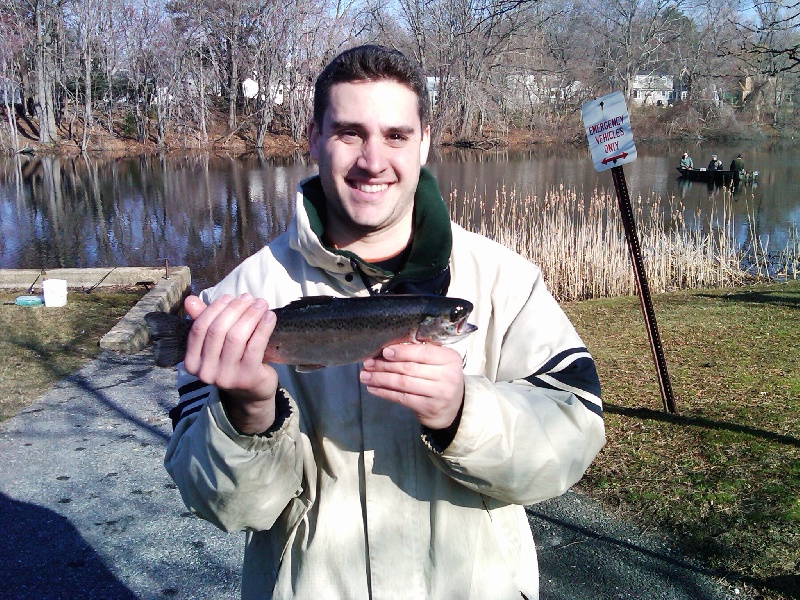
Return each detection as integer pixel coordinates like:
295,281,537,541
350,181,389,193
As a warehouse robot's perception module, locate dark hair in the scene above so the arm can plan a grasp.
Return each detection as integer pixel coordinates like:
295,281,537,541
313,45,430,129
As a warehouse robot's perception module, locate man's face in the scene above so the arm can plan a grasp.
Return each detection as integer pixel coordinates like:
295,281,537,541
308,80,431,246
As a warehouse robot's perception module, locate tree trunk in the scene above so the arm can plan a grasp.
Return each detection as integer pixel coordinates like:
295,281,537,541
81,44,92,153
34,3,59,144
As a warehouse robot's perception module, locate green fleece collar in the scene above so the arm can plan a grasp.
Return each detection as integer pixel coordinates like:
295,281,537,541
300,167,452,284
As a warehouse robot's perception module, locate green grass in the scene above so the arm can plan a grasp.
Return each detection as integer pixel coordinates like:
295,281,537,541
0,288,145,422
564,280,800,599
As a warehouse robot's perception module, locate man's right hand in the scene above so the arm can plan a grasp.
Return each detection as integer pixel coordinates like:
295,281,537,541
183,293,279,434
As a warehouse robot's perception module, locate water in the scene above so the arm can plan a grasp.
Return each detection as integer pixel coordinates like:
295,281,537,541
1,142,798,292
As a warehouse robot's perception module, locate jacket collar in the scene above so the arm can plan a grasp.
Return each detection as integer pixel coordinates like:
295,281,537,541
296,167,452,295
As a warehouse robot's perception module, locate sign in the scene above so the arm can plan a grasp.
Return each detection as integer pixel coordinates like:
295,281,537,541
581,91,637,172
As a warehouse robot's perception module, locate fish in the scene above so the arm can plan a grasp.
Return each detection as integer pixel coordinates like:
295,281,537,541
144,294,477,372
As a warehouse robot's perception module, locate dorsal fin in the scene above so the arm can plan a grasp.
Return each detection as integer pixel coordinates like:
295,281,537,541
280,295,338,310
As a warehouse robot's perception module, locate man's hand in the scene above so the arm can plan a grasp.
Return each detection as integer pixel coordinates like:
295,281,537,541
183,293,279,434
359,343,465,430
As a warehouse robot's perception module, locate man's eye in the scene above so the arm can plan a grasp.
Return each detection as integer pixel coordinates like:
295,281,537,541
387,134,408,147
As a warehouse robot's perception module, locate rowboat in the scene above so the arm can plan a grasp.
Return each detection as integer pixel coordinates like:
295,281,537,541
676,168,759,186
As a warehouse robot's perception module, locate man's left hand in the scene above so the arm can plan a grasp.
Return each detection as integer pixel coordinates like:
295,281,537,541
360,343,464,430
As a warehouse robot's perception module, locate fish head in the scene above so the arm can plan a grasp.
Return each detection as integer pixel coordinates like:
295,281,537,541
416,298,477,344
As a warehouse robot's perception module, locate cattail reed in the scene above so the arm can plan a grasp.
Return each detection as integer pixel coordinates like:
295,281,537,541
448,184,797,303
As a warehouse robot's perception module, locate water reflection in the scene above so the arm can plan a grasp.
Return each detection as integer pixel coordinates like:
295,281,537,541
1,142,798,292
0,153,317,290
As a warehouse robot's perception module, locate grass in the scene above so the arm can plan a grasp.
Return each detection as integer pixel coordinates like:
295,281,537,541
563,280,800,600
0,288,145,422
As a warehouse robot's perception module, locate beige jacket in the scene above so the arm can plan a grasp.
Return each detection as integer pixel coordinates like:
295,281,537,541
164,173,605,600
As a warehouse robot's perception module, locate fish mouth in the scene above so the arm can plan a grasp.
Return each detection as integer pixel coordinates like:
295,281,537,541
449,315,477,339
455,315,469,333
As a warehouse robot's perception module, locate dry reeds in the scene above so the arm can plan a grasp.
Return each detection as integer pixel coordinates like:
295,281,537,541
448,184,796,302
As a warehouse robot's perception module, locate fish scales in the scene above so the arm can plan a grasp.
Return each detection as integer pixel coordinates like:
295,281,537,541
266,297,436,366
144,294,477,371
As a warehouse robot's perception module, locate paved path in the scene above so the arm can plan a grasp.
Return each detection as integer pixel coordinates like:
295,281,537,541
0,351,740,599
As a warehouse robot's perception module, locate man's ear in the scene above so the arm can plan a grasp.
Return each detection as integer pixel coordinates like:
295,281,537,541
420,124,431,165
308,120,320,160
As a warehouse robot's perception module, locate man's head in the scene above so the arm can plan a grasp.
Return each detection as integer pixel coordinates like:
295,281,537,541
308,45,432,258
682,152,688,157
313,45,430,131
712,154,717,159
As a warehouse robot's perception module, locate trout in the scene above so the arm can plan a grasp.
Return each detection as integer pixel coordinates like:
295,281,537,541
145,294,477,372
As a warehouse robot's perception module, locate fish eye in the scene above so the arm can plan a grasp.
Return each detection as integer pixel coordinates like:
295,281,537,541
451,305,465,321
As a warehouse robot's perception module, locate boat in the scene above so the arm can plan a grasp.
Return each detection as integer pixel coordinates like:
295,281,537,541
676,167,759,186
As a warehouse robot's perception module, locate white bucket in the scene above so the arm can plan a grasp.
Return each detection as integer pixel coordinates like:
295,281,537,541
42,279,68,307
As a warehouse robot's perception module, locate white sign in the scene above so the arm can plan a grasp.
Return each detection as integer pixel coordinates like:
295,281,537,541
580,91,637,172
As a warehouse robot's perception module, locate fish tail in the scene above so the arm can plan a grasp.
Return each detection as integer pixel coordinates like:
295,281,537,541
144,312,192,367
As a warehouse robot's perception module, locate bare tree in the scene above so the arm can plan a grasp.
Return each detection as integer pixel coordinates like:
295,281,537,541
738,0,800,73
120,0,165,144
14,0,66,143
584,0,692,100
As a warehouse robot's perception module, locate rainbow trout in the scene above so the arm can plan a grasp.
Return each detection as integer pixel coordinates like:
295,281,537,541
144,294,477,372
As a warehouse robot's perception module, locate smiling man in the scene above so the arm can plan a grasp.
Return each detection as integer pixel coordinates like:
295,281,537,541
164,45,605,600
308,77,430,260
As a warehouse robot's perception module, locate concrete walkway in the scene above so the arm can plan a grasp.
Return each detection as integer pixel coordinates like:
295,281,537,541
0,349,740,600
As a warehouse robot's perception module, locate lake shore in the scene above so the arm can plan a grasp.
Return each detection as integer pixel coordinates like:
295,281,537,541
4,102,784,159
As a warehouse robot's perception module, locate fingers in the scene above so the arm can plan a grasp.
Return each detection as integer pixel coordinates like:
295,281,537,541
183,294,235,374
213,298,276,385
184,294,275,389
184,295,208,319
360,343,465,429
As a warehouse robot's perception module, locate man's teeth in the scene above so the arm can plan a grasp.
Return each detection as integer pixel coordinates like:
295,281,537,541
356,183,388,193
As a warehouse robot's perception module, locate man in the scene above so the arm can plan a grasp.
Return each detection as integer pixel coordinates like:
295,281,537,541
707,154,723,171
164,45,605,600
679,152,693,169
730,153,745,174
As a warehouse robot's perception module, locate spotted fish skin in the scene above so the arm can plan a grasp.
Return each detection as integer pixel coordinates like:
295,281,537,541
145,294,477,371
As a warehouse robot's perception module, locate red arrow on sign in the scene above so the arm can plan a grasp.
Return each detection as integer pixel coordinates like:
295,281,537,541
601,152,629,164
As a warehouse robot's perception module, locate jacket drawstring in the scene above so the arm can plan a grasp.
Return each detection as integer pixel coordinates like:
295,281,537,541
350,257,379,296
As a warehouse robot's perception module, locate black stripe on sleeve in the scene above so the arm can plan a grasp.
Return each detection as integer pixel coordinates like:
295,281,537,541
526,378,603,418
525,350,603,417
178,378,210,397
169,392,210,430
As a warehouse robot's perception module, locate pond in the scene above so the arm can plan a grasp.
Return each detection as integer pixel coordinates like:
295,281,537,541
1,140,797,292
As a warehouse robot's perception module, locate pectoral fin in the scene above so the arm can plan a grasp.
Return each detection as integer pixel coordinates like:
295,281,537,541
294,364,326,373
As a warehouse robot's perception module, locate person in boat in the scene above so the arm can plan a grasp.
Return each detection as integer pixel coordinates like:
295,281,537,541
707,154,723,171
730,153,745,174
729,153,746,185
679,152,693,169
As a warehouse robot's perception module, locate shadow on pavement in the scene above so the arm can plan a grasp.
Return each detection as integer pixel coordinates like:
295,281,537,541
0,491,138,599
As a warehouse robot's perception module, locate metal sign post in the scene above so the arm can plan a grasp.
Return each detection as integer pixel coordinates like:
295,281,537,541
581,92,677,414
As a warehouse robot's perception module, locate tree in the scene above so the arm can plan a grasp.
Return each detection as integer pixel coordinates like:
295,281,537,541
738,0,800,74
585,0,692,100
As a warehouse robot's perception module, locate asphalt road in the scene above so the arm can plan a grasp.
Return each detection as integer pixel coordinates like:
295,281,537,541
0,351,741,599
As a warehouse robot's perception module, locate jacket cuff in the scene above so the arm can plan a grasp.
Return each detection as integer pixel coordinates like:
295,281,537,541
420,398,464,454
209,387,295,452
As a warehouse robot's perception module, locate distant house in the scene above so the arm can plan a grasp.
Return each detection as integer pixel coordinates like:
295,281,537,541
427,76,439,108
630,73,685,106
508,73,584,107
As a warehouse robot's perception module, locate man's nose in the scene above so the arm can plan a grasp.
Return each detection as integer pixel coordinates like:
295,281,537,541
356,137,387,173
